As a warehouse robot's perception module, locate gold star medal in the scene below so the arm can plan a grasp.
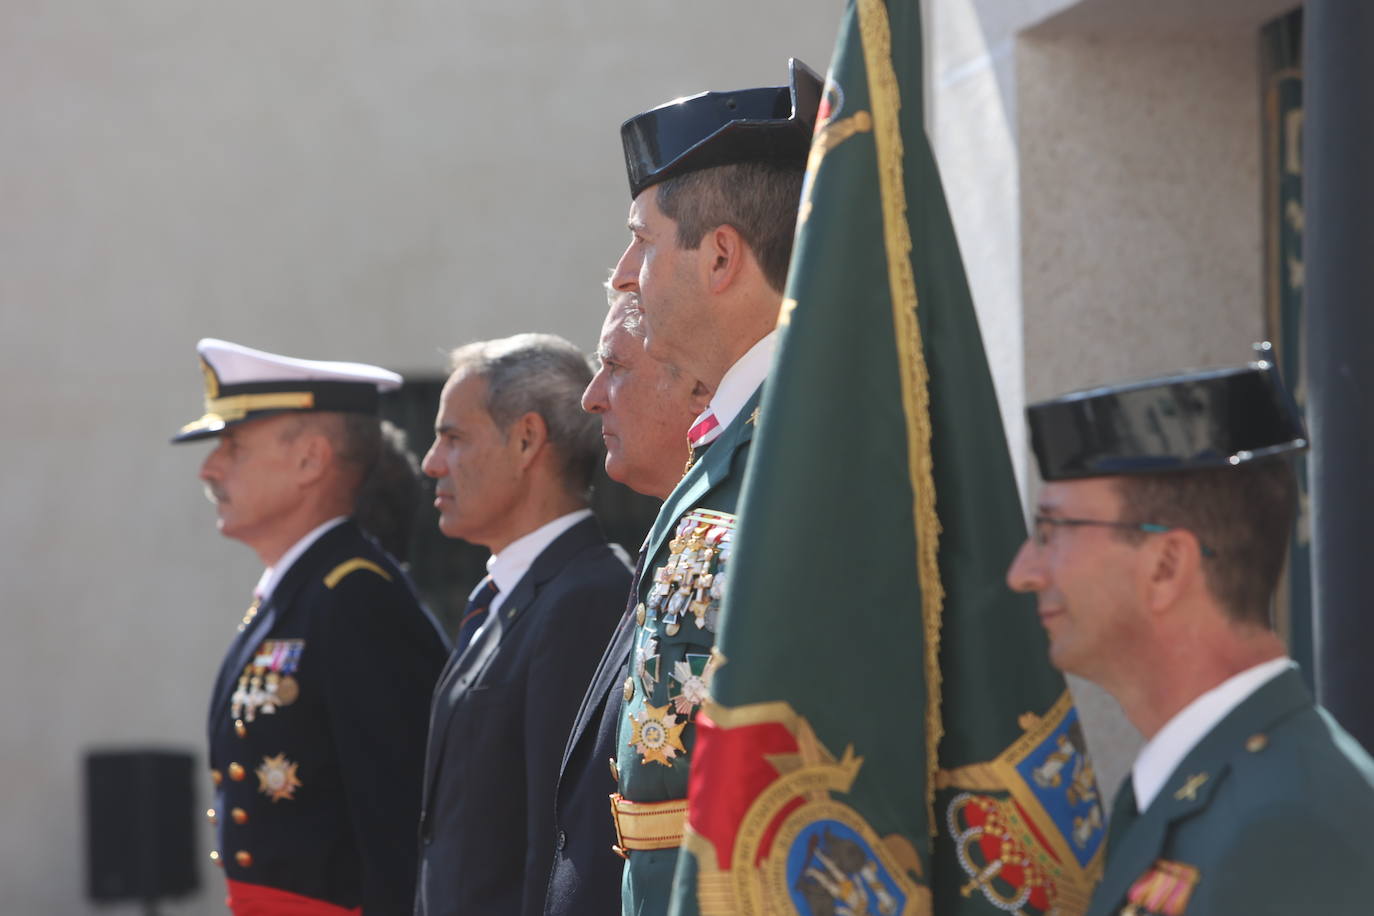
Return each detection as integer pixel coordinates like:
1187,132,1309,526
628,703,687,767
255,753,302,802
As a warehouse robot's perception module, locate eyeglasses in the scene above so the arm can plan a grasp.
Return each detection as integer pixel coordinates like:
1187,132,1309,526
1031,515,1216,558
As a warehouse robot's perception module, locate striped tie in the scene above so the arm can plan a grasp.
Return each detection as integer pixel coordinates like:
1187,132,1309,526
455,576,499,655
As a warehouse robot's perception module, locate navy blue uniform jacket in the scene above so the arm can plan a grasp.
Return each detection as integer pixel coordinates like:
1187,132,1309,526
414,516,632,916
207,519,449,913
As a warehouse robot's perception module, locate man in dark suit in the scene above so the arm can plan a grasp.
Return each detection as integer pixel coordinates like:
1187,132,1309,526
546,61,821,916
415,333,632,916
174,338,449,915
1006,354,1374,915
542,290,709,916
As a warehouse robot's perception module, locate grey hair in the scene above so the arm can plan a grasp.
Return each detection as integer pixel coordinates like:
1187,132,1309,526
448,333,601,495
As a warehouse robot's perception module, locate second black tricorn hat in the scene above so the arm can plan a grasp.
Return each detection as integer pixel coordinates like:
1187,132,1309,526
1027,344,1308,481
620,58,823,200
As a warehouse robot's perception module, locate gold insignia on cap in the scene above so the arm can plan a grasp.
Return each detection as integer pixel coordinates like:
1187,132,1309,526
200,357,220,400
255,753,302,802
1245,733,1268,753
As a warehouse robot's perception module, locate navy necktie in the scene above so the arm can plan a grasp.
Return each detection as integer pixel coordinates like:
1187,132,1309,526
456,576,499,655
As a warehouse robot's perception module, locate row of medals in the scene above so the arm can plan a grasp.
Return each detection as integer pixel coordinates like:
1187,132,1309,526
646,512,735,636
231,640,303,723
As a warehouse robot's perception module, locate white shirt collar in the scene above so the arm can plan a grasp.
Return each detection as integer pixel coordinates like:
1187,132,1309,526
484,509,592,614
1131,656,1293,813
254,516,350,601
694,330,777,434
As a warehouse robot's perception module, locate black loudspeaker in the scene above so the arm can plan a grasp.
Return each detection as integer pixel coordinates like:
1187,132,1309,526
85,749,199,903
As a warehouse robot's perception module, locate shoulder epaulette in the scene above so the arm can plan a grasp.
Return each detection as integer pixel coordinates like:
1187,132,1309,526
323,557,393,589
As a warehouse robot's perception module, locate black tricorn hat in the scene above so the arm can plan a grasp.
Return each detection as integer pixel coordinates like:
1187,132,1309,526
620,58,823,200
1027,344,1308,481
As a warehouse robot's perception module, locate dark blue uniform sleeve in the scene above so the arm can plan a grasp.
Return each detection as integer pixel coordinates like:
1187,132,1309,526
317,570,447,915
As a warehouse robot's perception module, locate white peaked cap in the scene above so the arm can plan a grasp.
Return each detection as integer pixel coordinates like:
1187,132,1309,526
171,339,403,442
197,338,403,390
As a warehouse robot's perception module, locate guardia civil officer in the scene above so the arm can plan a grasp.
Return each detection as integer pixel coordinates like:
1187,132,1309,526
1006,348,1374,915
545,61,822,916
173,339,449,915
414,334,632,916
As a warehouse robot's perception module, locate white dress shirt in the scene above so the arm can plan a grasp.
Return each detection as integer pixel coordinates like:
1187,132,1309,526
484,509,593,616
1131,656,1294,813
692,330,777,435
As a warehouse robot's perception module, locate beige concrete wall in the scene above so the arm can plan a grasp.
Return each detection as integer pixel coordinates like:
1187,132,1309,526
1019,30,1265,401
926,0,1078,499
0,4,838,912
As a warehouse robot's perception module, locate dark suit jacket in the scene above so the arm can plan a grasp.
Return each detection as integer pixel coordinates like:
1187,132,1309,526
542,589,639,916
208,519,449,914
415,516,632,916
1089,668,1374,915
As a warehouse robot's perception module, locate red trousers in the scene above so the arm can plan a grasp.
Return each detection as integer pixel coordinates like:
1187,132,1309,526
225,879,362,916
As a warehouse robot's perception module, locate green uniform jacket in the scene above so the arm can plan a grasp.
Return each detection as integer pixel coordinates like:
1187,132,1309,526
616,386,762,916
1088,667,1374,916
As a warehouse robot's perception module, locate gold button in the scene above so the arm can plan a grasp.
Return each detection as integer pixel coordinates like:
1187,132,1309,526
234,719,247,738
623,677,635,702
1245,733,1269,753
231,807,249,826
665,621,681,636
235,850,253,868
206,808,218,825
228,762,246,781
636,603,646,626
608,757,620,782
209,850,222,866
210,769,222,787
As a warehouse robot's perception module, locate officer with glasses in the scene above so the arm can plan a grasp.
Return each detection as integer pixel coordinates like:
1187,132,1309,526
1007,347,1374,916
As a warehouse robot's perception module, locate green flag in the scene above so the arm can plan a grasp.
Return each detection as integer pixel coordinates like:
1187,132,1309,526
668,2,1105,914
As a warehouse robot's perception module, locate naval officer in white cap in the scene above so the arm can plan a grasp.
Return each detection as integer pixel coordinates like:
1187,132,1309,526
174,339,449,916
